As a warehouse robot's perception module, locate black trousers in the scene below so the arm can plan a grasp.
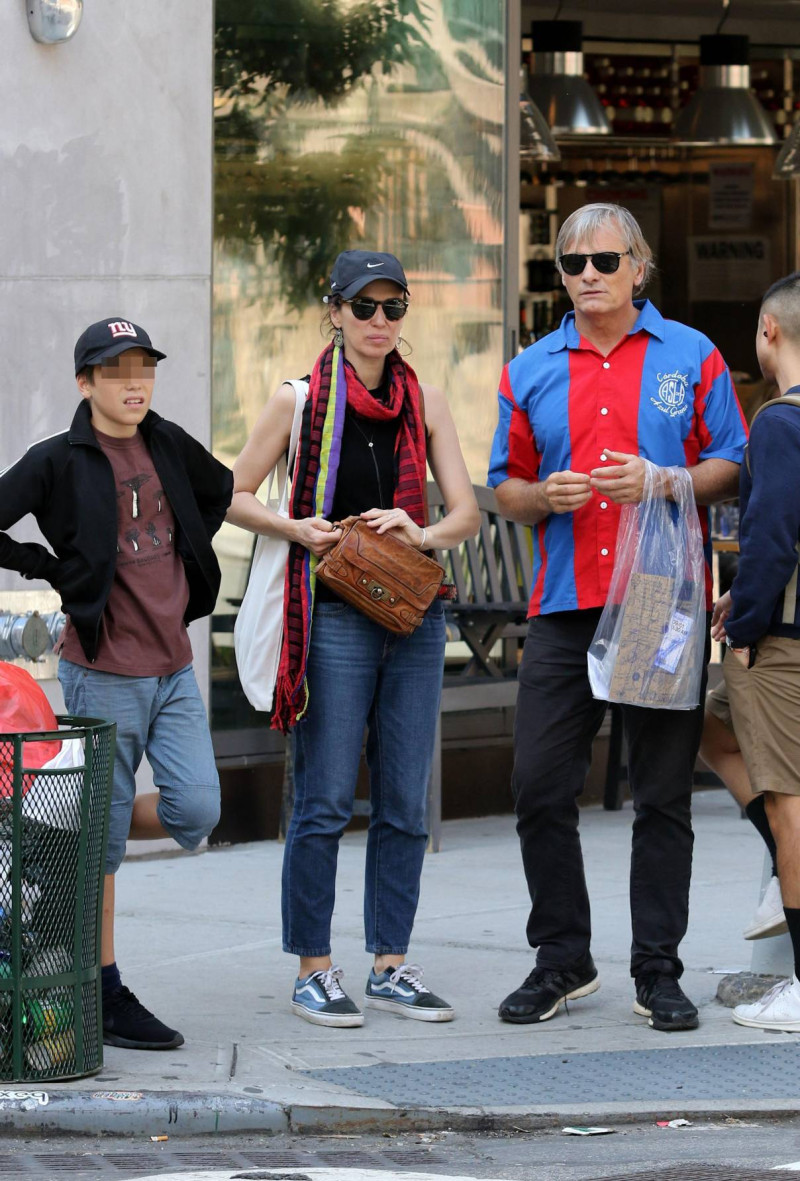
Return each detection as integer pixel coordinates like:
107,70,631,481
512,609,710,979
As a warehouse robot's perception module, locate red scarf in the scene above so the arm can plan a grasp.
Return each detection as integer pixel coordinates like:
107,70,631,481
271,344,427,732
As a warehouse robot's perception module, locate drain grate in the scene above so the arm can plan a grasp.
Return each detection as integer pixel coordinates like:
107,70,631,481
33,1154,104,1172
171,1151,245,1167
603,1168,788,1181
241,1152,316,1167
104,1155,166,1172
305,1041,800,1107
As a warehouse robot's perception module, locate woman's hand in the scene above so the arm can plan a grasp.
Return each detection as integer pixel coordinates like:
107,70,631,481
292,517,342,556
360,507,424,548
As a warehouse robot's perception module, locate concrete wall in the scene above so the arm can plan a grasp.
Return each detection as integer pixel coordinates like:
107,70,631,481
0,3,214,853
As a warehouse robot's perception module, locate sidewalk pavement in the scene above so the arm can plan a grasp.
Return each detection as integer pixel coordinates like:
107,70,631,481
4,789,799,1138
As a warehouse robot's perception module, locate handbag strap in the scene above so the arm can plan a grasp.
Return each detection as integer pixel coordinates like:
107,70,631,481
269,379,308,512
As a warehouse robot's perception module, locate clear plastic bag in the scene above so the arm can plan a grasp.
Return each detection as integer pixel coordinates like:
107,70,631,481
587,461,706,710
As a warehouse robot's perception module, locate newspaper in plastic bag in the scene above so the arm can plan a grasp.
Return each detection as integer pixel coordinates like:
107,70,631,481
587,461,706,710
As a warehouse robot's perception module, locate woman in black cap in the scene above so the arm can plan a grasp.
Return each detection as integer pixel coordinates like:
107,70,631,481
229,250,479,1027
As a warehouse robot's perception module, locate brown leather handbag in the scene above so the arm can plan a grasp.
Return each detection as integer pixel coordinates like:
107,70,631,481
315,516,445,635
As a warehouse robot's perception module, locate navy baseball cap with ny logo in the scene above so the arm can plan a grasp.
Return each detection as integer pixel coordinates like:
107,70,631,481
328,251,409,301
74,318,167,375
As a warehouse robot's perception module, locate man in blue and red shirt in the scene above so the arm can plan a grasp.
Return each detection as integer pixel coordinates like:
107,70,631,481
489,202,747,1033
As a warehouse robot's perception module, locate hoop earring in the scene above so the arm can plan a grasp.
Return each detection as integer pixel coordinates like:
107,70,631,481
333,327,344,348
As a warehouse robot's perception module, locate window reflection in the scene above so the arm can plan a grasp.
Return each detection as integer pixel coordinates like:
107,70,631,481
212,0,505,731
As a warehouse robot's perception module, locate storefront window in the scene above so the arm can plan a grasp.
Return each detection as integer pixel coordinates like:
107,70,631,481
212,0,506,732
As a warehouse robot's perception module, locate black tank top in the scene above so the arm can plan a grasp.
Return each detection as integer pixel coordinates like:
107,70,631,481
316,382,400,603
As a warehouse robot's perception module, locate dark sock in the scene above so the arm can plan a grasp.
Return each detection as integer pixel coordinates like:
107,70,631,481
784,908,800,980
101,962,121,999
745,795,778,878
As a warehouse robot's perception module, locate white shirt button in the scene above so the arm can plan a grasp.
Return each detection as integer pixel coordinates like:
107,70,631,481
601,547,609,556
600,453,607,462
600,407,609,416
600,501,608,509
602,361,611,369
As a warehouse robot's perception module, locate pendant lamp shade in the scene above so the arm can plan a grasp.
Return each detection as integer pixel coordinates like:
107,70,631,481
527,21,611,137
520,67,561,163
674,35,777,145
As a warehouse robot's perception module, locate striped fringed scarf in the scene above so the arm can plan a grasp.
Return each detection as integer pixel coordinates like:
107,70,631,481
271,341,428,733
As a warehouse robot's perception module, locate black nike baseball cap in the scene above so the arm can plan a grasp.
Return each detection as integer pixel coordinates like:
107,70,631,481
74,318,166,375
328,250,409,301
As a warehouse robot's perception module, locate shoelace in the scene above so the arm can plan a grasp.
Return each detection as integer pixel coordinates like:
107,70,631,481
387,963,430,994
106,984,153,1018
755,977,793,1007
310,966,347,1002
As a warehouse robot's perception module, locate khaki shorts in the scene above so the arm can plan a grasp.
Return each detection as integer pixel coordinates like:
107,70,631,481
705,676,732,731
724,634,800,797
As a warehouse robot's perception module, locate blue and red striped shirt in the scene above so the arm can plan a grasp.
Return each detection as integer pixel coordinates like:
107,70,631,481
488,300,747,617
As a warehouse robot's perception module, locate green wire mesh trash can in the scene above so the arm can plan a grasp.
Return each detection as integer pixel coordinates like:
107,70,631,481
0,715,115,1081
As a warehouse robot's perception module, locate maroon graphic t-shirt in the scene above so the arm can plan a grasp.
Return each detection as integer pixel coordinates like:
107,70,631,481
61,428,192,675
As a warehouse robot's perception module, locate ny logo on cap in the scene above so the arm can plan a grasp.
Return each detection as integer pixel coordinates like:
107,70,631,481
107,321,137,339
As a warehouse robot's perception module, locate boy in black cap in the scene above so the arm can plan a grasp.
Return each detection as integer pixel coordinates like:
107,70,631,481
0,318,233,1050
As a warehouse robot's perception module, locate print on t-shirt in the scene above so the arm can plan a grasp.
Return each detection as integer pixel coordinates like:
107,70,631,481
118,475,175,565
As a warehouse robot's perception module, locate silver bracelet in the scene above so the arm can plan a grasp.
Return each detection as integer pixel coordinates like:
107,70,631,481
419,527,427,549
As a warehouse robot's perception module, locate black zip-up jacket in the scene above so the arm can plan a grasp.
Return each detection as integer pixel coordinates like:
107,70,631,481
0,401,233,662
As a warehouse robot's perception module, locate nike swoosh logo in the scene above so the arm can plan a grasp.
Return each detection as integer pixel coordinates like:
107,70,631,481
366,262,383,268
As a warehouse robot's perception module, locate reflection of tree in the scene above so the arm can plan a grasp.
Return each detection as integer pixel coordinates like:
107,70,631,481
215,0,430,308
216,0,428,112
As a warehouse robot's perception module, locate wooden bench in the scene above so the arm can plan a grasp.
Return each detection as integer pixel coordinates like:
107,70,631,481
425,483,533,850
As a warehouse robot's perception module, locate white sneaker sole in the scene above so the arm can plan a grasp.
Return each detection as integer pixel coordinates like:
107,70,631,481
291,1001,364,1028
536,975,601,1023
743,913,789,940
363,996,455,1022
732,1010,800,1032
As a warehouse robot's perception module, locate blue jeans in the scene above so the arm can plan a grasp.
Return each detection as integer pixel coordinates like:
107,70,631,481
57,660,220,874
282,601,446,957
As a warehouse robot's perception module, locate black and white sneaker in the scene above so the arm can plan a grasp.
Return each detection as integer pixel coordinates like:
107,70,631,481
364,964,454,1022
498,958,599,1024
291,966,364,1027
103,984,184,1050
634,972,698,1031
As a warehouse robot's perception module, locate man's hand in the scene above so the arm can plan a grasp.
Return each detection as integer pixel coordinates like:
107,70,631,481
711,590,733,643
543,470,593,515
590,450,649,504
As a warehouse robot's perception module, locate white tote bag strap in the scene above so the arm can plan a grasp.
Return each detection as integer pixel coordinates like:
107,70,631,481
268,379,308,512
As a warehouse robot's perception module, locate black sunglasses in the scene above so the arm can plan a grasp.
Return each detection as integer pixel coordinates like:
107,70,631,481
558,251,632,276
342,296,408,321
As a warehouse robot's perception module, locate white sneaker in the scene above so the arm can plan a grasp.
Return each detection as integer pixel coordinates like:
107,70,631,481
743,875,788,940
733,975,800,1032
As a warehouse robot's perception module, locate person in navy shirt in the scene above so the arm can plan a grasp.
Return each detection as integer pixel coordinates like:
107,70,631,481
712,272,800,1033
488,203,747,1033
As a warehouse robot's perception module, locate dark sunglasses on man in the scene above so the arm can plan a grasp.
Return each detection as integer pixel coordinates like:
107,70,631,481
558,251,632,276
342,296,409,321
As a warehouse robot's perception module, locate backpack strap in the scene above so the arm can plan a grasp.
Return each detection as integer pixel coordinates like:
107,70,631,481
745,395,800,621
746,395,800,473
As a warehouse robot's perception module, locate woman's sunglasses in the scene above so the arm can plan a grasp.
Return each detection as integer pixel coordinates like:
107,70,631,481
558,251,632,276
342,296,409,322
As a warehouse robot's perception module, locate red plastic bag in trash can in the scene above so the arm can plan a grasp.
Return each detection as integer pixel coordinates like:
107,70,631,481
0,663,62,794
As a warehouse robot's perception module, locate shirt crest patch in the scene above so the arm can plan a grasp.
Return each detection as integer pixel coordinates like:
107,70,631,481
651,370,689,418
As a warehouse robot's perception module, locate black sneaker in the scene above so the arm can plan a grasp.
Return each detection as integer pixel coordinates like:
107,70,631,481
498,958,599,1024
103,984,185,1050
634,972,698,1032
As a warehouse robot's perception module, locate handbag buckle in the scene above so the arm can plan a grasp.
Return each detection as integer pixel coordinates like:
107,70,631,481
366,580,386,601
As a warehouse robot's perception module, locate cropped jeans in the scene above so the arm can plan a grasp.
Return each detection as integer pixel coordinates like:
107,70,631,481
282,600,446,957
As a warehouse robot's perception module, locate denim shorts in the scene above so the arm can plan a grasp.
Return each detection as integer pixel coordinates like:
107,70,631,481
58,659,220,874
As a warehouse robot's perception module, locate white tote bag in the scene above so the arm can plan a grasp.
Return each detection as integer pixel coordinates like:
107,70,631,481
234,379,308,712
